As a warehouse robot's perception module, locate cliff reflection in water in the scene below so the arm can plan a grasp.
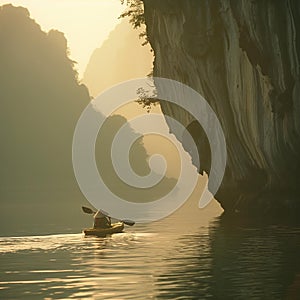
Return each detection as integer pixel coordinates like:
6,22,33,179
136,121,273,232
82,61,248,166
154,218,300,300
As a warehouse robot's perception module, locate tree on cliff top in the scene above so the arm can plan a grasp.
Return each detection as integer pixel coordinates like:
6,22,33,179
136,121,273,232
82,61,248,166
120,0,149,46
120,0,144,28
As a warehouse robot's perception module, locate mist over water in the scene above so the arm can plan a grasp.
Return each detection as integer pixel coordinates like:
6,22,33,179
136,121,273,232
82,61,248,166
1,201,300,300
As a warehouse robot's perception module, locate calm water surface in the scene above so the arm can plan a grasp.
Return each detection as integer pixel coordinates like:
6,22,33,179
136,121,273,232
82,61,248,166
1,202,300,299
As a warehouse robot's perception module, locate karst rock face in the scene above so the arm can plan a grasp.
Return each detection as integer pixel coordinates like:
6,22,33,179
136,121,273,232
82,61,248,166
142,0,300,218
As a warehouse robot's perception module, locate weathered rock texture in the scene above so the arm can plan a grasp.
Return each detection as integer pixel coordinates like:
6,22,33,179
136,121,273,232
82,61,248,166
142,0,300,218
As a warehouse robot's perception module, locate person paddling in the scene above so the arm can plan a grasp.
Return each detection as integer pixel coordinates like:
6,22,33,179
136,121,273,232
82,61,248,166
93,210,111,229
81,206,135,227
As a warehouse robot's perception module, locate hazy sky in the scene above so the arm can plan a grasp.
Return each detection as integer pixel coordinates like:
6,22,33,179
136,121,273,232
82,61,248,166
0,0,125,78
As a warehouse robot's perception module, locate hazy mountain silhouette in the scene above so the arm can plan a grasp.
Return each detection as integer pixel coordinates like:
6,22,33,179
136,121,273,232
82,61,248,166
0,4,92,235
83,18,153,97
96,114,176,204
0,4,89,188
0,5,174,235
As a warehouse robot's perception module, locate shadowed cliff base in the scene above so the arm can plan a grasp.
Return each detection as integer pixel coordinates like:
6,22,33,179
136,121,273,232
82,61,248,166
136,0,300,220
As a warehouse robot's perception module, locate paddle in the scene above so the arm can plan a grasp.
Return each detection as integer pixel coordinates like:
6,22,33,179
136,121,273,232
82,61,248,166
81,206,135,226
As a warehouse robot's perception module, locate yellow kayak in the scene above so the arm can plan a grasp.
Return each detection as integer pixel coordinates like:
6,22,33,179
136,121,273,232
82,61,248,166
83,222,124,236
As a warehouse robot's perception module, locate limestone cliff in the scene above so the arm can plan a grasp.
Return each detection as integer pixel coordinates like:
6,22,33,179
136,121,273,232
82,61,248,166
142,0,300,218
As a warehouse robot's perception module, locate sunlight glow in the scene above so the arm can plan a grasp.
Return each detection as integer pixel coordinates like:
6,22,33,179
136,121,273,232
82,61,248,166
0,0,125,78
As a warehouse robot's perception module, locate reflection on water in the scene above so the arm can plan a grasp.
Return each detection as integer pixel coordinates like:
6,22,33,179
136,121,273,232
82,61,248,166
1,203,300,299
210,219,300,300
